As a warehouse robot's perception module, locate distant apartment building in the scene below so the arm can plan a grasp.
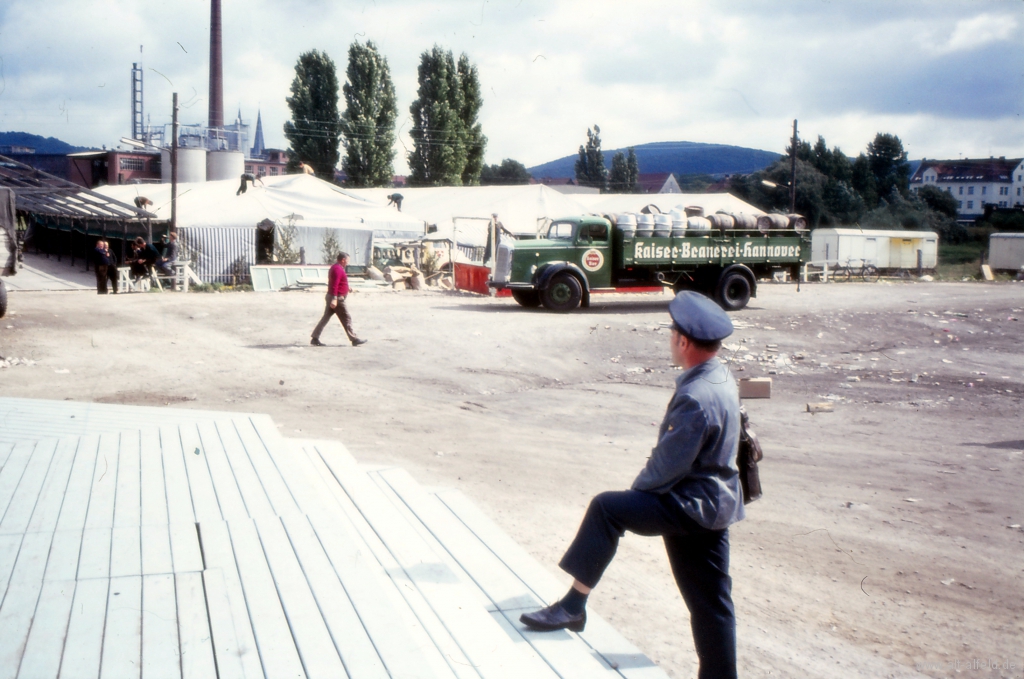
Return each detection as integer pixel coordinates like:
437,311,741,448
244,148,289,178
910,157,1024,221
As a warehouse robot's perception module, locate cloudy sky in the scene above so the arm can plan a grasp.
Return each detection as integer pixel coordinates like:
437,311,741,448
0,0,1020,173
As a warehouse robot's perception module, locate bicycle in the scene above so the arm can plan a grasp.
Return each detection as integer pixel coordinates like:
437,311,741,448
834,258,880,283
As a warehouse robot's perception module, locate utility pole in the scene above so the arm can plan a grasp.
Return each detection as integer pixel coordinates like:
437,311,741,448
789,119,798,214
171,92,179,232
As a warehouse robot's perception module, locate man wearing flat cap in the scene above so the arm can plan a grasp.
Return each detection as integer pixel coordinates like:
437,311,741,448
521,290,743,679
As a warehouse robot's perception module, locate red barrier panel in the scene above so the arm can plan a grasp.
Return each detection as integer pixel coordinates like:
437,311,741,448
453,262,492,296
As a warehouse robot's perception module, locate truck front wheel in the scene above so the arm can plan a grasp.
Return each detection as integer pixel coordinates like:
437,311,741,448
511,289,541,308
541,273,582,312
716,272,751,311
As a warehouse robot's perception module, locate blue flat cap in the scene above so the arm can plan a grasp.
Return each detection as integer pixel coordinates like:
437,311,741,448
669,291,734,342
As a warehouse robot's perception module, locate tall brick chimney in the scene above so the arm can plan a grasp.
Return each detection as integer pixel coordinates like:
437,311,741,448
208,0,223,129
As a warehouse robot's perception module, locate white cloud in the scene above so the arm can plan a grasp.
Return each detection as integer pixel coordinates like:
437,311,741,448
940,13,1018,54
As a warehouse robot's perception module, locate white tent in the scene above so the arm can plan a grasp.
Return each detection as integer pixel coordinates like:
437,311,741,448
345,185,592,246
571,193,766,218
96,174,425,281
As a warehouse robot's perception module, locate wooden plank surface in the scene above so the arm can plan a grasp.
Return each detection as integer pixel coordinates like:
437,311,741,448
435,489,669,679
195,421,249,522
0,441,37,533
178,425,223,525
16,578,76,679
231,419,301,518
255,516,348,679
100,574,142,679
0,531,54,679
375,469,614,678
158,426,195,527
175,571,217,679
25,438,78,535
112,431,141,528
214,420,277,522
202,566,264,679
84,434,119,530
301,444,468,675
109,525,142,578
168,522,203,574
59,578,109,679
45,530,84,582
227,518,306,678
193,520,262,679
316,451,538,678
55,435,100,534
141,573,181,679
0,439,58,536
76,527,112,580
280,513,389,679
139,428,168,527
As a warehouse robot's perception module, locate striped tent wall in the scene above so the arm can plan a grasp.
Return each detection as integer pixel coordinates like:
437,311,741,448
178,226,256,284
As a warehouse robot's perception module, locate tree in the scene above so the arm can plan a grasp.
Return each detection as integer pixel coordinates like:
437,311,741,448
457,54,487,186
575,125,607,191
407,46,486,187
608,147,640,193
339,41,397,188
851,154,878,208
283,50,342,179
866,133,911,205
480,159,531,185
917,185,959,220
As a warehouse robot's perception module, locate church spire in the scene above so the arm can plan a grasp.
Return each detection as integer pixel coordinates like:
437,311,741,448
250,109,266,159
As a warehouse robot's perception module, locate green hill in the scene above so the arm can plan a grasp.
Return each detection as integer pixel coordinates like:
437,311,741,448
0,131,92,154
528,141,780,179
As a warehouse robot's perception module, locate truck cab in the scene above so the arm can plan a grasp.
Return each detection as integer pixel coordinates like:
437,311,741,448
492,216,612,311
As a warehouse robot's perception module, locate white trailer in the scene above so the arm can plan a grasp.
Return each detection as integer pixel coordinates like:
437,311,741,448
811,228,937,270
988,233,1024,271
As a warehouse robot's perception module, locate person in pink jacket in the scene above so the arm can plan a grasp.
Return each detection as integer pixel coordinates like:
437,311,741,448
310,252,366,347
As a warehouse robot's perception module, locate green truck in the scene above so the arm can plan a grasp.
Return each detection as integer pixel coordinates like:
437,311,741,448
489,214,809,311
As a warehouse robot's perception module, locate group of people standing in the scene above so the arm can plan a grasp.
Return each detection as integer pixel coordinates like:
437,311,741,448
94,233,178,294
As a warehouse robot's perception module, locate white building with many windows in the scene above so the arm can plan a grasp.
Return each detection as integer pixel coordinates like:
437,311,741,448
910,157,1024,221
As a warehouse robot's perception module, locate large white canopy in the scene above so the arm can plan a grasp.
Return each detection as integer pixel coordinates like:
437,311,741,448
571,193,766,217
345,185,593,241
95,174,425,236
96,175,425,277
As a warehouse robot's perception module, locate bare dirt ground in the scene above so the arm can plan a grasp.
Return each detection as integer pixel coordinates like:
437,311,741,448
2,279,1022,678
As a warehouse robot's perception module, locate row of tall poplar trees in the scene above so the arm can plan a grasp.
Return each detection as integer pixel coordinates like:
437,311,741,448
282,43,486,187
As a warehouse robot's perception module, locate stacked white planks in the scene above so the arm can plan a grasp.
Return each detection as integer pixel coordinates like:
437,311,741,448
0,398,668,679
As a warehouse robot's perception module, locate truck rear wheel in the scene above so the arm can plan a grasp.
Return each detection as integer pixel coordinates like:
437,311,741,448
541,273,582,312
511,289,541,308
716,272,751,311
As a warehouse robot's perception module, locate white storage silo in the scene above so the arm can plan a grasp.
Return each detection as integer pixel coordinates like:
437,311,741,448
161,148,207,183
207,150,244,181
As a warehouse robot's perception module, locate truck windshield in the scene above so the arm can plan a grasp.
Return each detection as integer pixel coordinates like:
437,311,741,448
547,221,574,240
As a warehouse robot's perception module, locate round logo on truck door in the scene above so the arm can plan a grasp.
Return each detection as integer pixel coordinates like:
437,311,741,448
582,248,604,271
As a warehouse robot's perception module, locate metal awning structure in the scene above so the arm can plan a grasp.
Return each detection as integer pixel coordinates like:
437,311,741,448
0,154,158,222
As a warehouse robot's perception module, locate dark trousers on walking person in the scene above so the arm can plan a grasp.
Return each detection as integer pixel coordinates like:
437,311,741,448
95,264,118,294
558,489,737,679
311,293,361,345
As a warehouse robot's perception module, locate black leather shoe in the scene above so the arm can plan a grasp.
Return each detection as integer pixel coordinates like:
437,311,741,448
519,602,586,632
352,339,367,346
310,337,325,346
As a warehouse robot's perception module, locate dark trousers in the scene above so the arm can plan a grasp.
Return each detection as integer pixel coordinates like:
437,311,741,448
559,490,736,679
311,294,360,343
95,265,118,294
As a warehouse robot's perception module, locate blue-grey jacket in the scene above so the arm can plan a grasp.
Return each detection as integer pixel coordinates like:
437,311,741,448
632,358,744,530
